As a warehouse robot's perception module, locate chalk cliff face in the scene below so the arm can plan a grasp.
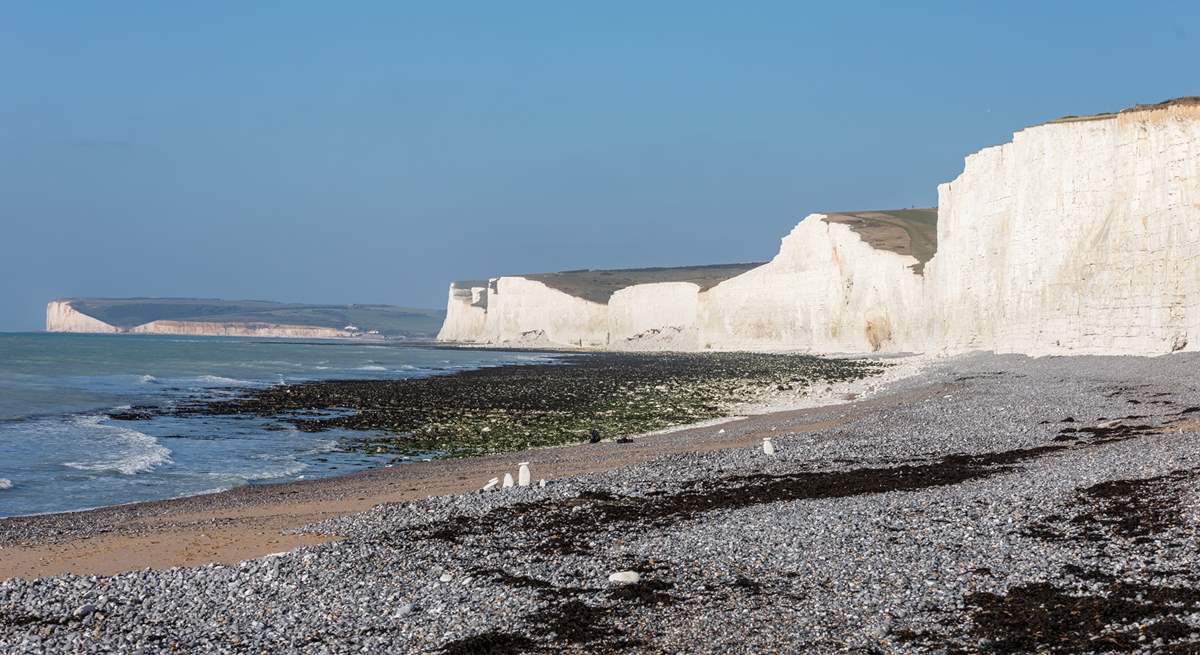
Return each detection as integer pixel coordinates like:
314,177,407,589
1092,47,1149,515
923,102,1200,355
609,282,701,349
695,216,925,353
45,300,121,334
127,321,348,339
437,283,490,342
439,99,1200,356
484,277,609,347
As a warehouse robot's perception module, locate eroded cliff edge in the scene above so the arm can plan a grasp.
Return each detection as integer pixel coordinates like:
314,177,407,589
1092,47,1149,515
439,98,1200,356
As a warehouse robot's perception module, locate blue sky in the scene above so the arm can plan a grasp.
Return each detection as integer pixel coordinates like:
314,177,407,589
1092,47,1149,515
0,1,1195,330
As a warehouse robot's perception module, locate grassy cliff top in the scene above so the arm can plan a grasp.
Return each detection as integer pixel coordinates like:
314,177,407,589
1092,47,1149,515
520,263,764,304
61,298,445,337
1043,96,1200,125
822,208,938,274
453,263,764,304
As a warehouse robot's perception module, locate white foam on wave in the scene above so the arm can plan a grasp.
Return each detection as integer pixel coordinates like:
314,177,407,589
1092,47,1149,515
0,479,12,490
299,439,340,456
251,460,306,479
205,448,310,486
139,374,159,384
211,458,306,484
257,360,306,369
194,374,256,386
356,365,387,371
62,415,173,475
169,486,230,500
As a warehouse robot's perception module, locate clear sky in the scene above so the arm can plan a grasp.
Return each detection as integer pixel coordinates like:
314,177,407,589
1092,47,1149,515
1,1,1195,330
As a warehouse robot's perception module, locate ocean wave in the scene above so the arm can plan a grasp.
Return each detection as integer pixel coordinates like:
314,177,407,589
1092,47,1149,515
250,461,306,480
169,486,231,500
62,415,173,475
299,439,340,456
193,374,256,386
356,365,387,371
0,479,12,490
139,374,159,384
255,360,306,369
210,458,306,483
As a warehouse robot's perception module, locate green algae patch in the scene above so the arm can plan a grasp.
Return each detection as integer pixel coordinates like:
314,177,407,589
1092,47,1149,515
191,352,886,458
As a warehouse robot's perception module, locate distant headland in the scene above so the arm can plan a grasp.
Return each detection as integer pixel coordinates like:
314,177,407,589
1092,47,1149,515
46,298,445,340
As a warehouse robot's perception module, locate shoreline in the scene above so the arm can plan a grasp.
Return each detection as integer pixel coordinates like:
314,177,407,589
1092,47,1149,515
0,354,929,579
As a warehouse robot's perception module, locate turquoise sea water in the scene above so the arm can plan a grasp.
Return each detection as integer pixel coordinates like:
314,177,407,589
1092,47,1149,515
0,333,551,517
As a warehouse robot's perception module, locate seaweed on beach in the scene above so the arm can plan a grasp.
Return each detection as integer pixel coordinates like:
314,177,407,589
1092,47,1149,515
1024,468,1198,544
1076,470,1196,541
960,579,1200,653
411,440,1080,558
894,577,1200,653
471,568,597,599
914,467,1200,652
438,631,541,655
176,352,885,457
606,579,676,606
414,438,1093,653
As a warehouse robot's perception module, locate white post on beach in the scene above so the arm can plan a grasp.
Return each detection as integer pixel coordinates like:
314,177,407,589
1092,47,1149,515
762,437,776,455
502,472,514,488
517,462,531,486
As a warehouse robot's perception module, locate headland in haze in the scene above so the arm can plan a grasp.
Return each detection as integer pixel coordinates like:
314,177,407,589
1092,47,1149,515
46,297,445,340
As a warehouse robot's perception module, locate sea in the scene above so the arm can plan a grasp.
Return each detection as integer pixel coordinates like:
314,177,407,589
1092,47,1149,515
0,333,552,518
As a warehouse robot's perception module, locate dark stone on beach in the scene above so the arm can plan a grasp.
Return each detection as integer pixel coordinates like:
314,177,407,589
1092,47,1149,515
589,428,602,443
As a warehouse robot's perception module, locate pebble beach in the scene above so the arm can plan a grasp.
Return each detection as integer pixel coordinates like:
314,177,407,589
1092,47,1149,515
3,352,1200,653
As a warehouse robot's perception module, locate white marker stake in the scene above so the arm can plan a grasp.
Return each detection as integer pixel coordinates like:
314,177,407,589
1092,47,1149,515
762,437,776,455
502,472,514,488
482,477,499,492
517,462,531,487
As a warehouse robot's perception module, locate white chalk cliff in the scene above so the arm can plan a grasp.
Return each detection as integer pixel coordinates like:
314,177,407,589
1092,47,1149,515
45,300,121,334
442,99,1200,356
923,102,1200,355
127,320,348,339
